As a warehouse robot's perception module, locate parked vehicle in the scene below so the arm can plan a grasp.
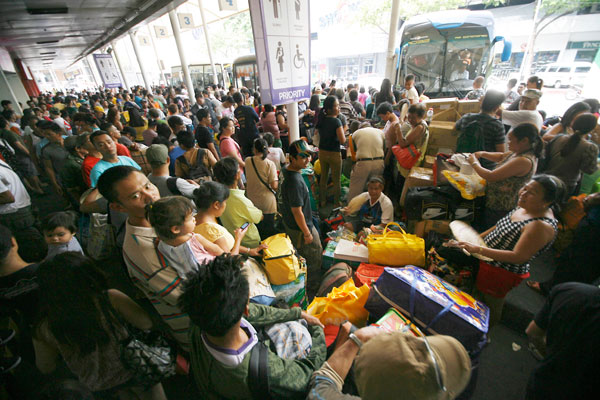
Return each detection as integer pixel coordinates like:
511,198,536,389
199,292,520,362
537,62,595,88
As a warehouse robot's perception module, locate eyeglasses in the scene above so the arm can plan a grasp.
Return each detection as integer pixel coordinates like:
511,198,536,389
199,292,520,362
421,335,447,393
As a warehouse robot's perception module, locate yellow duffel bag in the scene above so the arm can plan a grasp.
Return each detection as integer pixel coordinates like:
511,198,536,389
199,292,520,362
366,222,425,267
261,234,305,285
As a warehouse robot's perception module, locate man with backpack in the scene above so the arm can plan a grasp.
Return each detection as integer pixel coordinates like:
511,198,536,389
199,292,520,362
146,144,199,198
174,130,216,183
454,90,507,169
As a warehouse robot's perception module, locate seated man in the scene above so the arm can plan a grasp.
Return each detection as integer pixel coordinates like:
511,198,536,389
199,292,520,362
179,254,326,399
343,176,393,233
526,282,600,400
308,325,471,399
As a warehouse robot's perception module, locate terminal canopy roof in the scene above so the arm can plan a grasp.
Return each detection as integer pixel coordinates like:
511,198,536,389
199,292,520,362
0,0,186,70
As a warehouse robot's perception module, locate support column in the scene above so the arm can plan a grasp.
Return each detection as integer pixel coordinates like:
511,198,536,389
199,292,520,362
85,55,101,90
197,0,218,85
384,0,400,81
0,68,23,114
111,40,130,90
287,101,299,143
129,31,152,93
147,25,167,86
168,9,196,105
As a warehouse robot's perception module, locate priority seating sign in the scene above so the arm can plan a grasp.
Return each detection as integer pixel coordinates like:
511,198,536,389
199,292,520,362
249,0,310,106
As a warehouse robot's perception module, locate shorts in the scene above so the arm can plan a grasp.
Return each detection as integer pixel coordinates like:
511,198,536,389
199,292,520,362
475,261,529,298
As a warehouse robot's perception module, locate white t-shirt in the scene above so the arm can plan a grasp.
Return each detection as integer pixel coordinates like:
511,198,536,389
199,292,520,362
502,110,543,131
267,147,286,171
202,318,258,367
406,86,419,103
0,160,31,214
352,127,385,160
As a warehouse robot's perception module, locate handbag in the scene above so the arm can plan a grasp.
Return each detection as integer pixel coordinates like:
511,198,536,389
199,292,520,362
366,222,425,267
261,234,306,285
105,294,176,388
392,143,421,170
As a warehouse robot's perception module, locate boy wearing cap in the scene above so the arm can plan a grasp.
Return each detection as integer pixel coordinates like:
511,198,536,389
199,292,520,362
499,89,543,131
146,144,199,198
281,140,322,300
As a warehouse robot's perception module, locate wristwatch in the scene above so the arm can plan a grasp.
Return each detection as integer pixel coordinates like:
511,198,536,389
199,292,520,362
348,333,363,350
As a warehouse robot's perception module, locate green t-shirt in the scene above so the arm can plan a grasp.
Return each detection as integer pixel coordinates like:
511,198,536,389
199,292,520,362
219,188,263,248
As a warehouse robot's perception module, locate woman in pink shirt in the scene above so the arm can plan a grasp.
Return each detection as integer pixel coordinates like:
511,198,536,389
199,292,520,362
358,86,368,106
259,104,280,147
218,117,244,172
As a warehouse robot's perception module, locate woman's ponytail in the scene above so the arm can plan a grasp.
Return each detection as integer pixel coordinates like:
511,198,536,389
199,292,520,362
560,113,597,158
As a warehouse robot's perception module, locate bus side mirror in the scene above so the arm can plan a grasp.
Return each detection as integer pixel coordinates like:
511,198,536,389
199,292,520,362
493,36,512,62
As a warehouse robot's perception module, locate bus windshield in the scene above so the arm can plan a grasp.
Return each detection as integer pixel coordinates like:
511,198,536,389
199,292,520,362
399,23,492,97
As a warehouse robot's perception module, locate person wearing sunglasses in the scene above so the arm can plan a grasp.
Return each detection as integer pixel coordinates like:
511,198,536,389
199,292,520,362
307,324,471,399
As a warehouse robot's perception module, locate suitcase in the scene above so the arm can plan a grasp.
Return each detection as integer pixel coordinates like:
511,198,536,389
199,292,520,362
404,186,461,220
364,266,489,354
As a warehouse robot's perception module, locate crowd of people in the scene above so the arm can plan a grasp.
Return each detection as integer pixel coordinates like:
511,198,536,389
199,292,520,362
0,75,598,400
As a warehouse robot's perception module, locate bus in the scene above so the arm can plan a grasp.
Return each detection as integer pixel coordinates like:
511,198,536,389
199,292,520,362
394,10,511,98
232,55,259,91
170,63,230,89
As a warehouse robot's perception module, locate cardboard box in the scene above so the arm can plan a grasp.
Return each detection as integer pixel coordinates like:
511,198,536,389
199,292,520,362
322,240,361,270
424,98,458,115
400,167,434,206
457,99,481,115
423,155,436,169
431,107,461,122
414,220,451,238
428,121,458,151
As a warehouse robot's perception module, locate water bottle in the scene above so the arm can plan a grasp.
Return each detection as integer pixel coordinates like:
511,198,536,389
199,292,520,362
426,108,434,124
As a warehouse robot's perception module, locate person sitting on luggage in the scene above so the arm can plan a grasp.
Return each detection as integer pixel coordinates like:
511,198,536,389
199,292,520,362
145,196,224,279
178,253,327,399
456,175,564,326
342,176,393,233
307,325,471,400
467,123,543,229
174,130,216,183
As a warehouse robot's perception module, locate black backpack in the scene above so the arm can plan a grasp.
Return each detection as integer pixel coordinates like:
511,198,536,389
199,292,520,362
177,148,212,183
456,114,486,154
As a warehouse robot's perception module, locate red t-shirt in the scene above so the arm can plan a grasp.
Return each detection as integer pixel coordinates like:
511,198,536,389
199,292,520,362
82,155,100,187
116,143,131,158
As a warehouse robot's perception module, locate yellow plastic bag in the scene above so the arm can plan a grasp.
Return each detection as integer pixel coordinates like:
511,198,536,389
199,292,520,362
366,222,425,267
442,170,486,200
307,279,370,326
261,234,305,285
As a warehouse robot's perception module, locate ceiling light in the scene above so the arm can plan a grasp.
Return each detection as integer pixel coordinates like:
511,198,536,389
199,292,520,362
36,40,60,44
27,7,68,15
40,52,56,55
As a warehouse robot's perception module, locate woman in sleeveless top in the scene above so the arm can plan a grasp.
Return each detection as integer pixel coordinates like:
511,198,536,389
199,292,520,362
468,123,544,230
457,175,565,325
32,252,167,399
395,103,429,178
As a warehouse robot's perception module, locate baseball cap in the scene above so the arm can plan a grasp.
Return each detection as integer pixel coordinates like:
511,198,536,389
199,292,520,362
522,89,542,99
354,332,471,400
145,144,169,166
289,139,312,158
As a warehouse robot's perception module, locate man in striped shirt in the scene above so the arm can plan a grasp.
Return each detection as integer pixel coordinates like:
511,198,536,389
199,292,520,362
97,165,191,349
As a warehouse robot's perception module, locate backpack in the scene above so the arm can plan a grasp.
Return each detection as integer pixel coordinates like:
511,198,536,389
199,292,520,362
316,263,353,298
177,148,211,183
261,234,304,285
456,114,486,154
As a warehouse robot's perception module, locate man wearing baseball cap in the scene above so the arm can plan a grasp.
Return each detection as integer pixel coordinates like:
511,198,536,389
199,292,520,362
280,139,322,300
308,327,471,400
499,89,543,131
145,144,199,198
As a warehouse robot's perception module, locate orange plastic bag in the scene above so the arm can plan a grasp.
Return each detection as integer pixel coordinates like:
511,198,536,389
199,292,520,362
307,279,370,327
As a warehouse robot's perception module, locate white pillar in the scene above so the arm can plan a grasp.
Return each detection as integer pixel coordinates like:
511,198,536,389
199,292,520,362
384,0,400,81
168,9,196,105
288,102,299,143
86,55,102,89
147,25,167,86
198,0,218,85
520,0,541,81
111,40,130,91
129,31,152,93
0,68,23,114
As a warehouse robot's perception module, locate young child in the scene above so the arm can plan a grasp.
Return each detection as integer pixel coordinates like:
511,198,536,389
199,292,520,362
42,212,84,260
145,196,227,279
342,176,394,233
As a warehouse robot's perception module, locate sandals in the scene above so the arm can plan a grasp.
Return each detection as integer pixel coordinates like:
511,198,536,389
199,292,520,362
526,281,543,295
